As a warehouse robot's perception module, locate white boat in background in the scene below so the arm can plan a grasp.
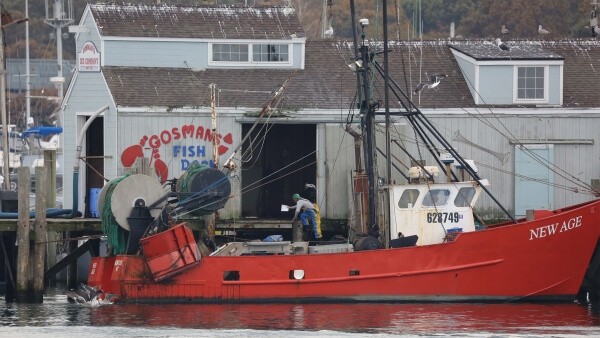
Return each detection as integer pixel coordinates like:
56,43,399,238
0,125,63,209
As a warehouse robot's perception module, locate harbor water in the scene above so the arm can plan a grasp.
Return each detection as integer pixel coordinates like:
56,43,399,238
2,284,600,337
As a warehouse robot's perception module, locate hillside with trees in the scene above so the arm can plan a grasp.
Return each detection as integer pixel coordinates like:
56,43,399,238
2,1,598,60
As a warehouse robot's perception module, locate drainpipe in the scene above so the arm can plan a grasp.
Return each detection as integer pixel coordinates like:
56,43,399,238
70,105,109,218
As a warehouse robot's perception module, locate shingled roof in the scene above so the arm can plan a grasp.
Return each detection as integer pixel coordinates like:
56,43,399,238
102,42,359,110
89,3,304,40
535,40,600,108
101,39,600,111
102,40,474,111
450,40,564,61
450,39,600,108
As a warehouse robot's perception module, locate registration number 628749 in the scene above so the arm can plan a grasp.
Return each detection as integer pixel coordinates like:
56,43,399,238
426,212,462,223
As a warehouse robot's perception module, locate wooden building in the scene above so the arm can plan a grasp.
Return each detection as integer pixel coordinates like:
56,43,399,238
60,2,600,226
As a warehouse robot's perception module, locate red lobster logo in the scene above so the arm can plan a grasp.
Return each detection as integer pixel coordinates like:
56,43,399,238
121,127,233,183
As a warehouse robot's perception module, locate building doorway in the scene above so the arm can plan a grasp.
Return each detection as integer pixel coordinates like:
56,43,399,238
241,124,316,219
85,116,104,217
514,144,553,217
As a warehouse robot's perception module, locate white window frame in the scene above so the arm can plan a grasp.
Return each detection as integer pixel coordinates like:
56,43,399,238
211,43,249,63
253,43,289,62
513,65,549,104
209,42,293,68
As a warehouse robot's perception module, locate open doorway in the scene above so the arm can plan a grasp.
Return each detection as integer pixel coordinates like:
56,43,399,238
85,116,104,217
241,123,316,219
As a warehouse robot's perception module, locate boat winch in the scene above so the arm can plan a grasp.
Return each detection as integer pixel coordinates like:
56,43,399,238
96,164,231,255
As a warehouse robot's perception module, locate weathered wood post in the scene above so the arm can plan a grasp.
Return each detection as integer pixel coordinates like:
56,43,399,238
1,233,16,302
33,166,47,302
44,150,56,208
292,219,303,242
15,167,30,302
44,150,58,286
67,232,78,289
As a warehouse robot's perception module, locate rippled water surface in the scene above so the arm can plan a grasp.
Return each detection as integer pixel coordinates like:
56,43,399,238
2,285,600,337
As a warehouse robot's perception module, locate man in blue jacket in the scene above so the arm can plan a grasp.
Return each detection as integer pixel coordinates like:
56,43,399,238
288,193,322,241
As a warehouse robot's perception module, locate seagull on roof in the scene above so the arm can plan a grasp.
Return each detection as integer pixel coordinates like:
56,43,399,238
501,25,509,35
495,38,510,51
538,25,549,35
414,73,448,94
584,25,599,37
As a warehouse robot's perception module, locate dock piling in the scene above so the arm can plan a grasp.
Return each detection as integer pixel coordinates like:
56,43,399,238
33,167,47,302
15,167,30,302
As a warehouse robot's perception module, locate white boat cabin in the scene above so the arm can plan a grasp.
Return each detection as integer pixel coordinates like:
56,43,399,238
388,165,487,246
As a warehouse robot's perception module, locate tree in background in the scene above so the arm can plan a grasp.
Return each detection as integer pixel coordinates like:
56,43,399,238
442,0,580,39
4,0,599,45
397,0,593,40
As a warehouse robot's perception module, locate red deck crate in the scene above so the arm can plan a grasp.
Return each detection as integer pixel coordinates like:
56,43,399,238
139,223,201,282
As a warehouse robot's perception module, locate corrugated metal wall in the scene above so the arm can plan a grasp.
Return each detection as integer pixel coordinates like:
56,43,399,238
66,103,600,222
413,110,600,218
322,122,408,219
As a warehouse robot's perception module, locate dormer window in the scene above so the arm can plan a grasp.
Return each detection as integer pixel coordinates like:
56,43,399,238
515,66,548,103
212,44,249,62
210,42,293,67
253,44,289,62
449,43,562,106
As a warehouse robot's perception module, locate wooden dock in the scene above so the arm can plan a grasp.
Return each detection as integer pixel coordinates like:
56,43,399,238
0,164,107,303
0,218,102,233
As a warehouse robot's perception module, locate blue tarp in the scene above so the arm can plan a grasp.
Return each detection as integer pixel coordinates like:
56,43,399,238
20,126,63,138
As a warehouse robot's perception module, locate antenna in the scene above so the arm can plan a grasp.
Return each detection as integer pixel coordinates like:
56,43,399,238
44,0,74,110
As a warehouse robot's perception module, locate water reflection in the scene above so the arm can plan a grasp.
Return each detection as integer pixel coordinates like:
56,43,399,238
2,286,600,336
88,302,600,334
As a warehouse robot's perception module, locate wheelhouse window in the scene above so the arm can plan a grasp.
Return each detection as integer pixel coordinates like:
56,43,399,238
398,189,420,209
212,44,248,62
454,187,476,207
422,189,450,207
253,44,289,62
516,66,545,100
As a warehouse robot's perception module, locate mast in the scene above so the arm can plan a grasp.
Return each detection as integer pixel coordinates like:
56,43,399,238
356,20,379,238
25,0,31,127
321,0,327,38
383,0,391,200
210,83,218,167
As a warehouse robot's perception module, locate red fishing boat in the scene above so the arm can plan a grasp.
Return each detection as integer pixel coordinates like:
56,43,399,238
86,178,600,303
82,3,600,304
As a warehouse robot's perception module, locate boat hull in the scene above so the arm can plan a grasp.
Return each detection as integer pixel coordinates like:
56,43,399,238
87,200,600,303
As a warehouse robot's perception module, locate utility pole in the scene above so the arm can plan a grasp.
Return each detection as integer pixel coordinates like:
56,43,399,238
1,13,10,190
44,0,74,109
25,0,31,126
1,9,29,191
